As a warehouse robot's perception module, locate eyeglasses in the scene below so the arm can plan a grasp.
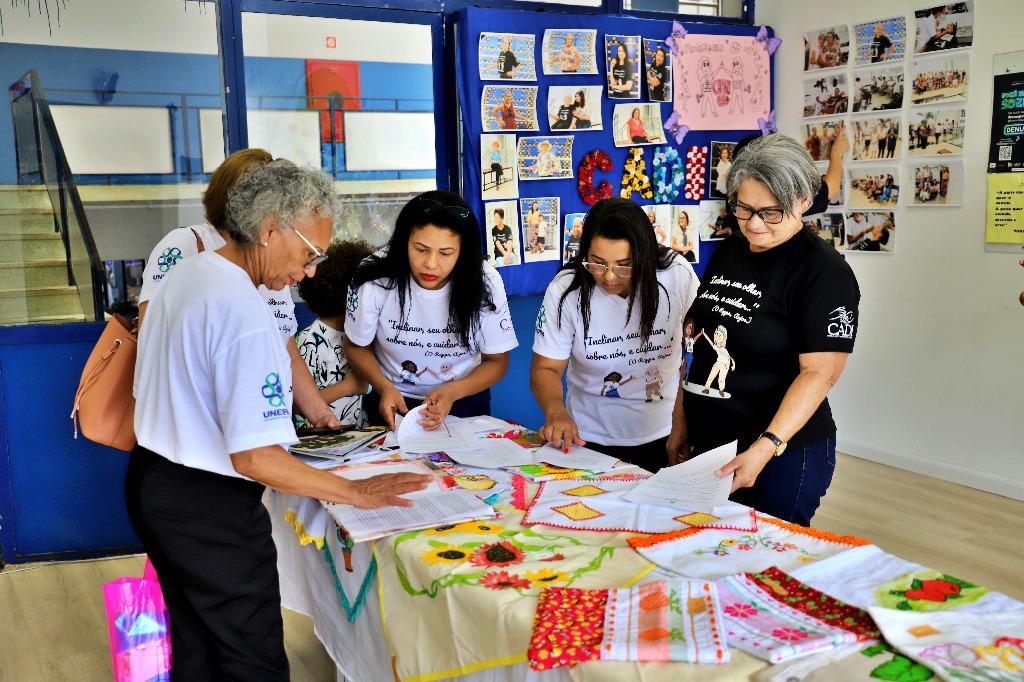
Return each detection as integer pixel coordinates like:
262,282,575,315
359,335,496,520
419,198,472,222
289,225,329,269
729,203,786,225
582,261,632,278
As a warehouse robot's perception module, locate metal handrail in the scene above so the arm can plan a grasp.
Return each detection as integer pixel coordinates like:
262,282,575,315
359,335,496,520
8,69,105,321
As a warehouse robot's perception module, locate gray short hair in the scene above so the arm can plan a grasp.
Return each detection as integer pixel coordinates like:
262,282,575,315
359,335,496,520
224,160,340,245
725,135,821,215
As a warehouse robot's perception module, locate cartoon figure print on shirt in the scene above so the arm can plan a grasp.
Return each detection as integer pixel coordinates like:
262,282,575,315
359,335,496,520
601,371,634,397
682,317,696,385
699,325,735,398
643,367,664,401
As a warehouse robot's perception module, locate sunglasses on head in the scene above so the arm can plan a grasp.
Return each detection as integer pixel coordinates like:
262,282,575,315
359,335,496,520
418,198,472,222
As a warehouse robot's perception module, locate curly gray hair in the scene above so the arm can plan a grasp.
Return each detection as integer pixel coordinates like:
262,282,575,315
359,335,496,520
224,160,340,246
725,135,821,215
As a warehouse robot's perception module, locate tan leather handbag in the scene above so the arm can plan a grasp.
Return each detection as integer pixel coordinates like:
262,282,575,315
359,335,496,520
71,313,138,451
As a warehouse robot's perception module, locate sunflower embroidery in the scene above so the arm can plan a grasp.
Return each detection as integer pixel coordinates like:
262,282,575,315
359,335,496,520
478,571,531,591
525,567,570,587
424,521,504,536
421,545,470,565
469,541,525,568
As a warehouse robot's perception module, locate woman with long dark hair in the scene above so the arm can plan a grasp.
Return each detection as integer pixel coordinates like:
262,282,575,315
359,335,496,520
531,197,699,472
344,190,518,429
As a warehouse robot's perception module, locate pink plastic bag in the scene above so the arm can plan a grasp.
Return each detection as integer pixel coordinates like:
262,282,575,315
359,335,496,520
103,558,172,682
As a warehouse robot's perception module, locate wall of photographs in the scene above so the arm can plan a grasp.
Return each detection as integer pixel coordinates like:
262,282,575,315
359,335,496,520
457,7,774,296
801,2,975,255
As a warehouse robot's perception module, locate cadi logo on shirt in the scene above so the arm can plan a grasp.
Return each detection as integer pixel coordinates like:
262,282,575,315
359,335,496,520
157,247,183,273
261,372,290,420
827,307,855,339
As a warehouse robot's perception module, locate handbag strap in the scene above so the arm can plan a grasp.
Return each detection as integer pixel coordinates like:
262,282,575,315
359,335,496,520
191,227,205,253
70,336,128,439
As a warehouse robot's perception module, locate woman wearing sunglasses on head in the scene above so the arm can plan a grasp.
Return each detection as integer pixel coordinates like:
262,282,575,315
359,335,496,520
344,191,519,430
531,197,699,473
679,134,860,526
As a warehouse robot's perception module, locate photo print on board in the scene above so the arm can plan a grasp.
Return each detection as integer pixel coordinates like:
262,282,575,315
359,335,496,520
542,29,598,75
802,212,846,252
845,211,896,253
913,1,974,55
606,34,641,99
643,204,673,248
519,197,562,263
851,66,905,112
908,107,967,155
804,24,851,71
643,38,672,102
909,160,964,207
803,118,844,162
803,73,850,118
847,165,901,209
670,204,699,263
517,136,574,180
481,133,519,200
853,16,907,66
563,213,586,263
851,116,902,161
613,104,664,147
485,199,520,267
698,199,732,241
910,52,970,106
482,85,539,132
815,161,846,208
479,32,537,81
708,140,738,199
547,85,603,131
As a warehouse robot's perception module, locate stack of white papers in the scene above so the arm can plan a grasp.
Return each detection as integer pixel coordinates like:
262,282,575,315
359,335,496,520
622,441,737,513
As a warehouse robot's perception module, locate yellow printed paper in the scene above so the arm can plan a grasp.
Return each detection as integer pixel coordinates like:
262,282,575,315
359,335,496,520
986,173,1024,244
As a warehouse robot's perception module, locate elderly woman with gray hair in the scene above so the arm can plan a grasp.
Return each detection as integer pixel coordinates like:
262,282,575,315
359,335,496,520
673,134,860,525
126,161,429,680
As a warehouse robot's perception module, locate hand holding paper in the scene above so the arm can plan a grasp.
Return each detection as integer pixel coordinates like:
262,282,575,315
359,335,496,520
622,441,737,513
396,404,471,453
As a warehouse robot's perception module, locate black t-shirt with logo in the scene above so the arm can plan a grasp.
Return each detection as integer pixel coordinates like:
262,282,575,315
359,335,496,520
498,50,520,77
648,62,668,100
552,104,574,129
610,60,634,98
682,228,860,453
870,35,892,62
492,224,514,257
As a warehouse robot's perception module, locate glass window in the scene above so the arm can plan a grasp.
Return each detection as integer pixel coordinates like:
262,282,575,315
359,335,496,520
622,0,746,19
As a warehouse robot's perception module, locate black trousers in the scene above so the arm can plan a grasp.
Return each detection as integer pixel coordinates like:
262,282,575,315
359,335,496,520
585,435,670,474
124,446,288,681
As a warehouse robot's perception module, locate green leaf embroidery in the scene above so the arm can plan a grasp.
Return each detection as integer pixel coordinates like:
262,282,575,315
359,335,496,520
870,654,934,681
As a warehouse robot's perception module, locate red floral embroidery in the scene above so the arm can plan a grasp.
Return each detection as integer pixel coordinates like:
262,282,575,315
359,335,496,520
773,627,810,642
724,603,759,618
478,571,531,591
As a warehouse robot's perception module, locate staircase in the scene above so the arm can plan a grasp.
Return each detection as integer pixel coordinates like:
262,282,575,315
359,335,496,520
0,185,86,324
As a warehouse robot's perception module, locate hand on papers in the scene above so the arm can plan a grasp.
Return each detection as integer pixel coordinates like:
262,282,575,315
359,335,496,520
715,440,775,493
538,407,586,453
419,390,455,431
378,385,410,431
347,472,432,509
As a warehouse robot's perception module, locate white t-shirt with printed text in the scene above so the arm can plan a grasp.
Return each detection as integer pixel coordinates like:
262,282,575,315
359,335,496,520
533,255,699,446
134,252,298,479
139,223,297,339
345,265,519,400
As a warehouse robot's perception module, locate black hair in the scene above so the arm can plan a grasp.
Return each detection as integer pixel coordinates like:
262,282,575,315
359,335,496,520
555,197,675,344
349,190,495,349
297,239,374,320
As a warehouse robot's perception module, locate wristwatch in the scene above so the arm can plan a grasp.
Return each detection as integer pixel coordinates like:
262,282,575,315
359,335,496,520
760,431,788,457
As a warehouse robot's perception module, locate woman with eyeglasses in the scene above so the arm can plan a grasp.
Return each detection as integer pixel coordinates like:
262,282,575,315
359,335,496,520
531,197,699,472
128,162,431,679
344,190,518,430
678,134,860,525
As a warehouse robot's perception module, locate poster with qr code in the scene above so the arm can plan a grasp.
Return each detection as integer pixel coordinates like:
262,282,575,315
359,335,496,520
988,71,1024,172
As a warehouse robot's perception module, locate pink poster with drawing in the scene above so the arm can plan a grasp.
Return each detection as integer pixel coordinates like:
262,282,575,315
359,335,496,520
671,34,771,130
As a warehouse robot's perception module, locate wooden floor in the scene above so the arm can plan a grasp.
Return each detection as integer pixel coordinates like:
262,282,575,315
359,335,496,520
2,453,1022,682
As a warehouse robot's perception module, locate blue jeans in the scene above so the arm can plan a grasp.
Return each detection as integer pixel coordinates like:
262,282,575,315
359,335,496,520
729,434,837,526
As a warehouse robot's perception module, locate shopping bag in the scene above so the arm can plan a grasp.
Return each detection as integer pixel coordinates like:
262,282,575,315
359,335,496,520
102,558,172,682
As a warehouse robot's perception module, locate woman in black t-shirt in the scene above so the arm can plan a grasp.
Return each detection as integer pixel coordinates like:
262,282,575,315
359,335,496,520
676,134,860,526
608,42,635,98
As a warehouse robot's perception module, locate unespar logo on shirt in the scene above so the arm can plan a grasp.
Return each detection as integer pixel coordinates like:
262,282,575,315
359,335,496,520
262,372,291,420
157,247,183,273
827,307,855,339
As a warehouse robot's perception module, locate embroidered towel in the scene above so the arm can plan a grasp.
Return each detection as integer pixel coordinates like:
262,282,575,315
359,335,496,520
528,579,730,671
629,515,870,580
868,606,1024,682
716,566,881,664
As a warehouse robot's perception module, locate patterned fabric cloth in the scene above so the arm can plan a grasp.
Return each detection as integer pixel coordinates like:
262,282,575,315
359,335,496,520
868,607,1024,682
522,479,757,534
375,506,656,682
629,515,870,580
790,544,1023,614
754,641,938,682
684,145,708,200
528,579,730,671
717,567,881,664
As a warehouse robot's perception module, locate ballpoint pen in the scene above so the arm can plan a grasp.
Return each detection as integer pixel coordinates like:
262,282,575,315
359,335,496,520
429,397,452,438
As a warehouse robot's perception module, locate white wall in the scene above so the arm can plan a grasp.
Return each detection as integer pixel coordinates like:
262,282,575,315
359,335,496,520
757,0,1024,500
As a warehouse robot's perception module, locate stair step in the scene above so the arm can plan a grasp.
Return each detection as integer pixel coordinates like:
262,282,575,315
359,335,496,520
0,186,53,210
0,260,68,289
0,285,84,320
0,233,66,262
0,208,55,235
